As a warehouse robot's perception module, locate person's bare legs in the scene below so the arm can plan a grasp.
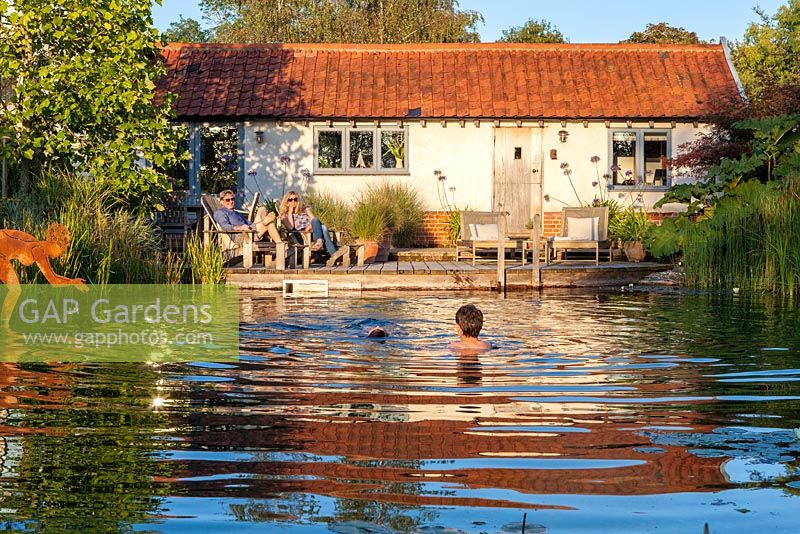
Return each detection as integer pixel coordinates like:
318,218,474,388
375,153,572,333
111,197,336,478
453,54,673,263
253,207,282,242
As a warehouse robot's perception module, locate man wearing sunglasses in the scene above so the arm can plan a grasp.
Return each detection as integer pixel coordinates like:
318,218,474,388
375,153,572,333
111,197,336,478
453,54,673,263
213,189,282,244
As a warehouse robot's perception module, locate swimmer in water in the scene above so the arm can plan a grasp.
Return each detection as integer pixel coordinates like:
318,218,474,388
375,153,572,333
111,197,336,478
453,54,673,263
366,326,388,338
449,304,492,351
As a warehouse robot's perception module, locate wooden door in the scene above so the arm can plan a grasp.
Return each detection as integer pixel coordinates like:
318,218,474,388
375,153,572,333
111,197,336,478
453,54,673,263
493,128,541,234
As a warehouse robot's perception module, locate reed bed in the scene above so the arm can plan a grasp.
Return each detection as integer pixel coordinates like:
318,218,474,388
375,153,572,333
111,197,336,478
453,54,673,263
0,171,163,284
682,178,800,296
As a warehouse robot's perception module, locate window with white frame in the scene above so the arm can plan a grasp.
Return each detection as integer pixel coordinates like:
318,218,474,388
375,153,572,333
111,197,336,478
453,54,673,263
609,129,671,188
314,126,408,173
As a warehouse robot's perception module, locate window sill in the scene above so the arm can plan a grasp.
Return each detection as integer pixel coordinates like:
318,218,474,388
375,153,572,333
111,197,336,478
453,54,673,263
313,169,411,176
608,185,671,192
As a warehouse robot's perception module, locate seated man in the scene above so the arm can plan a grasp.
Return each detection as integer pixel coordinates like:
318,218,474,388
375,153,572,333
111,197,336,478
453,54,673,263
213,189,282,244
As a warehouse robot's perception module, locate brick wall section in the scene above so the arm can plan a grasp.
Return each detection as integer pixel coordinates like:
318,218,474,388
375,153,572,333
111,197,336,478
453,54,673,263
410,210,679,247
411,211,453,247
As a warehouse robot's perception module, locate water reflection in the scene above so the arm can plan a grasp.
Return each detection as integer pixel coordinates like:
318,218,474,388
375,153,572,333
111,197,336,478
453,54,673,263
1,291,799,532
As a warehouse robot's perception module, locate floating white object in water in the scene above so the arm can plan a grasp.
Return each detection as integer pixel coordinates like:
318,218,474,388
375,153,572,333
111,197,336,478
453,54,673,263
733,287,740,294
283,279,329,298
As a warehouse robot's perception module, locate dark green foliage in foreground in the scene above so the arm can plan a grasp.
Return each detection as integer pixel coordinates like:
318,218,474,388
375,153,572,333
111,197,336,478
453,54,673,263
651,113,800,295
0,0,183,212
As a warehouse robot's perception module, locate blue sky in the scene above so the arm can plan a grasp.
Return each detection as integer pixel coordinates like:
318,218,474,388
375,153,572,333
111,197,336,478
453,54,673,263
152,0,787,43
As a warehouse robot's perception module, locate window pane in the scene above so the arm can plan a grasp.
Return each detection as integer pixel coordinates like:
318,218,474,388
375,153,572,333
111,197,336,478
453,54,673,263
380,131,406,169
612,132,636,185
350,131,374,169
318,131,343,169
644,133,668,186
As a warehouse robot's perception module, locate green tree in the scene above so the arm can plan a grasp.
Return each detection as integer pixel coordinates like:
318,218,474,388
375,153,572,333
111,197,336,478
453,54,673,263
733,0,800,96
163,15,210,43
0,0,182,210
497,18,566,43
622,22,703,44
201,0,483,44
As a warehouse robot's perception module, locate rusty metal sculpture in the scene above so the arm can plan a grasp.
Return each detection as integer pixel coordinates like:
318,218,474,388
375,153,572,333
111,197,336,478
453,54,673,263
0,223,86,287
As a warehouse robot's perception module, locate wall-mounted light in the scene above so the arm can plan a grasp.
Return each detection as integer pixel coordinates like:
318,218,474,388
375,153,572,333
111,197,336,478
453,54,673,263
558,130,569,143
254,130,265,144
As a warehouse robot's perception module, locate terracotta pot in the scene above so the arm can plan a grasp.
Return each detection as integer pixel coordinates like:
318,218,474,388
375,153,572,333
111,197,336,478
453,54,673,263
358,240,380,264
623,241,646,262
375,230,393,262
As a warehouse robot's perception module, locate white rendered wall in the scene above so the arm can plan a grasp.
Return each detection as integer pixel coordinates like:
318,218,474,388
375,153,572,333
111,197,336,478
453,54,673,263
242,121,494,212
240,120,706,214
539,121,704,214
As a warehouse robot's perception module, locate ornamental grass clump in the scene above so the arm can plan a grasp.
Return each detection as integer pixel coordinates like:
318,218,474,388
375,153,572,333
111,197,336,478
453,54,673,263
350,202,386,242
680,178,800,296
184,235,226,285
304,189,353,236
0,170,163,284
358,182,424,247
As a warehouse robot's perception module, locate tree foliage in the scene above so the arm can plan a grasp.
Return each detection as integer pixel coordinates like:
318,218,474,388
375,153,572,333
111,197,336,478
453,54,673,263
497,18,566,44
0,0,182,210
201,0,483,43
733,0,800,96
670,82,800,184
163,15,210,43
622,22,703,44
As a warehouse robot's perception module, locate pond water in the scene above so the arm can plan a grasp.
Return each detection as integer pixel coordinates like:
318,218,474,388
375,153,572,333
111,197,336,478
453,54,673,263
1,290,799,533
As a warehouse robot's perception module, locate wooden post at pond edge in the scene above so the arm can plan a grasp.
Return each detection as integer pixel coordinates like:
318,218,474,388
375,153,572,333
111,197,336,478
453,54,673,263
497,212,506,290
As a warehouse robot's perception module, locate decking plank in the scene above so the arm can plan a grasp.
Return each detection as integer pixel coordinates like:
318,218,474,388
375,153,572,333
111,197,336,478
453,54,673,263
426,261,447,273
364,262,385,274
396,261,414,274
413,261,430,274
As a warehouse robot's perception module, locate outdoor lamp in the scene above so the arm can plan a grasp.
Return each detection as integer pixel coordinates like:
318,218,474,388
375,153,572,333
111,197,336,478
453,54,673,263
558,130,569,143
254,130,265,144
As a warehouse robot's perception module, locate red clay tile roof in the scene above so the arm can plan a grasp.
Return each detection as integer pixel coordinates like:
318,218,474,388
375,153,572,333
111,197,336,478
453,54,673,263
157,42,742,120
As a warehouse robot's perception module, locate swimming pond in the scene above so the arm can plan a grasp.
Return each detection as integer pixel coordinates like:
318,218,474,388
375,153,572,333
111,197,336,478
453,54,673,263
1,290,799,533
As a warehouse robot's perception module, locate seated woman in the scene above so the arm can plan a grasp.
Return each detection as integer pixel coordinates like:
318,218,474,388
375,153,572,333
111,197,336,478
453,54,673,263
278,190,337,255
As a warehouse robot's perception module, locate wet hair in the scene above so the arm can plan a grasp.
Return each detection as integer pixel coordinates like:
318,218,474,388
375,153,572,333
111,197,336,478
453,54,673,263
455,304,483,338
367,327,387,338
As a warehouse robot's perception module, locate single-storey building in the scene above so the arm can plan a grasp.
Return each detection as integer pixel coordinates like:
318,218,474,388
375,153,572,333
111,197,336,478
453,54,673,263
157,42,743,244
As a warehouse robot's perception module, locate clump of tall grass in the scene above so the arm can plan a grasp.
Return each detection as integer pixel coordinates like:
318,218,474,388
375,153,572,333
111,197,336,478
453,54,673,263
681,178,800,296
358,182,425,247
350,202,387,241
304,189,353,234
184,235,226,284
0,170,163,284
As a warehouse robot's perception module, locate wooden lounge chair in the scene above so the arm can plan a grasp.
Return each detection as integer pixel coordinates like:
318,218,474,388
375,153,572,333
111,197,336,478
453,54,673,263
455,211,521,265
547,206,612,265
201,193,287,270
153,190,191,252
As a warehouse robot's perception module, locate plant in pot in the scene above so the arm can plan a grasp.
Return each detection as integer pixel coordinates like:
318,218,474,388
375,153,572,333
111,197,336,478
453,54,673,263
609,208,653,262
382,133,405,168
351,202,387,264
358,182,424,260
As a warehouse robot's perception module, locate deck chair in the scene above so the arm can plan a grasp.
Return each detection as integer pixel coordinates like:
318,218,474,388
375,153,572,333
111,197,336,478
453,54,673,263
455,211,521,265
154,191,191,252
201,193,287,270
547,206,612,265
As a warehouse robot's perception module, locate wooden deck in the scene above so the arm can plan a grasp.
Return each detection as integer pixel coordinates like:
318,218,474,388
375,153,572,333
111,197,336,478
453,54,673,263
226,260,672,291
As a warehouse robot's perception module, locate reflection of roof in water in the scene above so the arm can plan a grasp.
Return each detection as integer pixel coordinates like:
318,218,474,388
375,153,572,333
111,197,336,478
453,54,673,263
168,387,730,502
